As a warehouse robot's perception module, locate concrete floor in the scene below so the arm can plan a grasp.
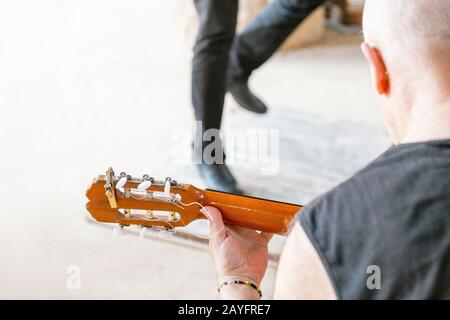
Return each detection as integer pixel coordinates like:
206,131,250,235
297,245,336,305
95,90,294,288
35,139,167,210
0,1,389,299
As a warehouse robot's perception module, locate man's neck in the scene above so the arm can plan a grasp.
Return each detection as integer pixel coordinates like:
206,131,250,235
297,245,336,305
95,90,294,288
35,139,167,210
400,100,450,144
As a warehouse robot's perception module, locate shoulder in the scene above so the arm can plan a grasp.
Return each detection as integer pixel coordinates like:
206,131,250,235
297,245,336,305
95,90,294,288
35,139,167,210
298,141,450,299
302,140,450,227
274,224,337,300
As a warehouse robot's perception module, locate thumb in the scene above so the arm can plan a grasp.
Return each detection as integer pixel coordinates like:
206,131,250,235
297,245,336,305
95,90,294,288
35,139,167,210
202,206,227,256
201,206,224,234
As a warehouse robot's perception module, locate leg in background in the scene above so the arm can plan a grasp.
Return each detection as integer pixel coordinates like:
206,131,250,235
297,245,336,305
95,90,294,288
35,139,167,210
227,0,325,112
229,0,325,80
191,0,243,194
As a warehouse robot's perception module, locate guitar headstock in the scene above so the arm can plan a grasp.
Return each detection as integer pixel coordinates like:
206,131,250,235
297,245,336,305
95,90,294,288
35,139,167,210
86,168,206,232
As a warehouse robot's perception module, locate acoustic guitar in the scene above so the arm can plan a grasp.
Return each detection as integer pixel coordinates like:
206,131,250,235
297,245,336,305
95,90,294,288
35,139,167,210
86,168,303,235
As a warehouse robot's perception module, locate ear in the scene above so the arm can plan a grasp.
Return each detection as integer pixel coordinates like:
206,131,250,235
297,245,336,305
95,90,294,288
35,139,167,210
361,42,390,95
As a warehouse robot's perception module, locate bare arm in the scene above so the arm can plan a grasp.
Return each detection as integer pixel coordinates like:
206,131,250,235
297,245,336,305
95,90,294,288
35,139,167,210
274,223,337,299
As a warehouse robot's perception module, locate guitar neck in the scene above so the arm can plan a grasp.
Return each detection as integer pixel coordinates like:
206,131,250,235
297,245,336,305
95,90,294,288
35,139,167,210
202,190,303,235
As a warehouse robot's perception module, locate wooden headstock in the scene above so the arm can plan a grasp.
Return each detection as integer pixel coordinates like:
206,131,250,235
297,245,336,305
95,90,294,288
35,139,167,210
86,168,206,232
86,168,303,235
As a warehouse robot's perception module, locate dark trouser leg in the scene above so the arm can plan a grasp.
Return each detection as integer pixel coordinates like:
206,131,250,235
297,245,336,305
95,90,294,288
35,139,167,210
192,0,238,149
191,0,243,194
228,0,325,81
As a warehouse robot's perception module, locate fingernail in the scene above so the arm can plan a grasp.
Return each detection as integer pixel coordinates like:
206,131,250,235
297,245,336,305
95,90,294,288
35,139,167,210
200,208,207,216
200,207,214,222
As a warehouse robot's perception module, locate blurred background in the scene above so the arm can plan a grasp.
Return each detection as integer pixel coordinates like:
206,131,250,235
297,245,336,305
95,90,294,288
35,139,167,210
0,0,390,299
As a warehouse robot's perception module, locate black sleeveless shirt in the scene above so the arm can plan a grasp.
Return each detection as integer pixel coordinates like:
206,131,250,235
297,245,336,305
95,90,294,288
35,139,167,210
299,140,450,299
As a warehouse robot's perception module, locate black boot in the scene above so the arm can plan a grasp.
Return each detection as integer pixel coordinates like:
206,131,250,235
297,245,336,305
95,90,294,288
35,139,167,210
193,128,244,195
227,78,268,114
196,163,243,195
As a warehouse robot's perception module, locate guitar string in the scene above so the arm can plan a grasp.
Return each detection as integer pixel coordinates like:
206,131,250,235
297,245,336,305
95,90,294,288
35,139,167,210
170,199,212,239
123,192,230,241
125,193,213,239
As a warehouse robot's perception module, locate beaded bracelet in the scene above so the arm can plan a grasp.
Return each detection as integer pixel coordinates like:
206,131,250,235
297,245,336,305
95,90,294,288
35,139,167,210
218,280,262,298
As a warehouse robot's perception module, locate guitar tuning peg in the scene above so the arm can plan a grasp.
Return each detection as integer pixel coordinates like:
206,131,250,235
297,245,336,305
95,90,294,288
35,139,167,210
139,226,147,239
116,172,128,189
166,177,177,186
173,193,182,203
113,225,125,236
146,210,154,219
168,211,177,222
158,229,174,239
138,174,152,190
164,177,171,194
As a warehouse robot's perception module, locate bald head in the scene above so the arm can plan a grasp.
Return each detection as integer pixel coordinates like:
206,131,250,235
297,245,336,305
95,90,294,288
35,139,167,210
363,0,450,78
363,0,450,44
361,0,450,144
